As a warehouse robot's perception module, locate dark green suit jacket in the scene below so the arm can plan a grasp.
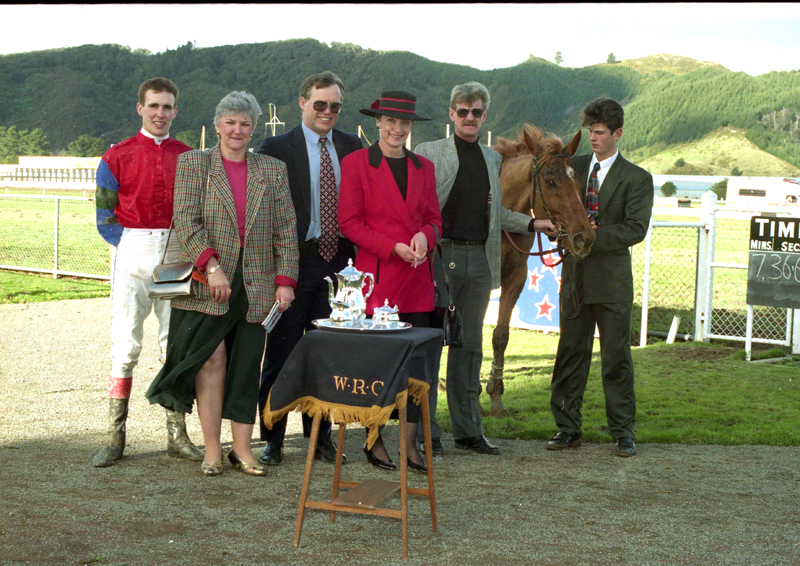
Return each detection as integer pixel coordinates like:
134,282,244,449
562,153,653,312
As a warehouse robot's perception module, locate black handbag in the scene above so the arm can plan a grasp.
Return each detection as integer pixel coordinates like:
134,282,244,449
435,238,463,348
148,223,200,300
442,301,463,348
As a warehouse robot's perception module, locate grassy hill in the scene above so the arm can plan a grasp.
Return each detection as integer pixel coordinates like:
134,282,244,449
616,53,729,77
0,41,799,176
634,126,800,176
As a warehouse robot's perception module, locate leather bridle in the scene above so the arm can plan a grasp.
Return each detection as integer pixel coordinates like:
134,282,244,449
502,152,574,266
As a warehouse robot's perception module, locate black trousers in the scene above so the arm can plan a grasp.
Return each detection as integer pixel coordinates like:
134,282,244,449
258,238,352,443
550,301,636,440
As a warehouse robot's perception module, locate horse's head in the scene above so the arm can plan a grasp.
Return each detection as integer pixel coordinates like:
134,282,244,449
497,125,594,260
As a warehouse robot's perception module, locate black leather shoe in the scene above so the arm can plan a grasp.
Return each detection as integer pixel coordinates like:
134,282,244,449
454,435,501,455
258,442,283,466
615,437,636,457
419,437,444,458
363,446,397,471
407,457,427,474
315,437,347,464
546,431,582,451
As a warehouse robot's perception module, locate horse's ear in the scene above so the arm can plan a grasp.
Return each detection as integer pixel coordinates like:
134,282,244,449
564,130,582,157
522,127,536,153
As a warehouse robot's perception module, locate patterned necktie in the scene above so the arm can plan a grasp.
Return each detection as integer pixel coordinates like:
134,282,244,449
585,162,601,229
318,137,338,262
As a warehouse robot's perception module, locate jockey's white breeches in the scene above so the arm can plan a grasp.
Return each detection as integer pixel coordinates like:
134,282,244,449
109,227,181,379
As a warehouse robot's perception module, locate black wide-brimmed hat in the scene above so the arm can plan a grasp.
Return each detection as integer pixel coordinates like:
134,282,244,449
359,91,431,121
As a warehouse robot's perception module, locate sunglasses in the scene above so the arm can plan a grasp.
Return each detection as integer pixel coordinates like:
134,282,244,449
454,107,485,119
311,100,343,114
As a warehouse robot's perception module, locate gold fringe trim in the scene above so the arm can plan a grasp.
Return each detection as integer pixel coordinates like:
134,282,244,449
407,378,430,406
263,390,418,451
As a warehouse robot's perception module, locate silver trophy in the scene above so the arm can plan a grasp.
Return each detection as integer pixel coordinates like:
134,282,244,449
324,259,374,323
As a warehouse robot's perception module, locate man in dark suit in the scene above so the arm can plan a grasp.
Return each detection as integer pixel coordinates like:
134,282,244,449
257,71,362,465
548,98,653,457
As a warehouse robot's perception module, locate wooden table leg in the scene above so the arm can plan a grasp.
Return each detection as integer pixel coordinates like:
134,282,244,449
330,423,347,523
398,404,408,560
294,413,321,548
420,392,437,532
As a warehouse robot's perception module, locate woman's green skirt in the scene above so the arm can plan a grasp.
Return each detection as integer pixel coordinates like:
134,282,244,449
146,254,267,424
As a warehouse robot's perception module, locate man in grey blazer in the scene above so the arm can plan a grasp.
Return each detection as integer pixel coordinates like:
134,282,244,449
415,82,556,456
547,98,653,457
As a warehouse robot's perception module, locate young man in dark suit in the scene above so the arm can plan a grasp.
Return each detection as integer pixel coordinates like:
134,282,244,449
257,71,362,465
548,98,653,457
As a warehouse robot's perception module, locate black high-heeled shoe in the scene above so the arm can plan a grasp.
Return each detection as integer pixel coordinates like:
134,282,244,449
363,445,397,471
406,457,428,474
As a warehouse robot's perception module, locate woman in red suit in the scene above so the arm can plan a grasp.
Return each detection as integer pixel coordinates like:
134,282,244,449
339,91,442,473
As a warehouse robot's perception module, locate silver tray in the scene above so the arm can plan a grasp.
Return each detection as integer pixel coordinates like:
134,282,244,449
312,318,412,333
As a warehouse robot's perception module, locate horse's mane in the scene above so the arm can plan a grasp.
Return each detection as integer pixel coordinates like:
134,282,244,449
494,124,565,159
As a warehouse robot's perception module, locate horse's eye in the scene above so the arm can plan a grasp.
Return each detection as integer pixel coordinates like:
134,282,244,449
546,179,556,187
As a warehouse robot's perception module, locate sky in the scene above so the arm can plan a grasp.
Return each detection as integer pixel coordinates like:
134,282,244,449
2,3,799,76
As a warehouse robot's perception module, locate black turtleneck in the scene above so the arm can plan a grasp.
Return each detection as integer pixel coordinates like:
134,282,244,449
441,134,490,241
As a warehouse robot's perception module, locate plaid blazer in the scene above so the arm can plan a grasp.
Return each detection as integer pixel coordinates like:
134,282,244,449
414,136,530,289
170,147,299,323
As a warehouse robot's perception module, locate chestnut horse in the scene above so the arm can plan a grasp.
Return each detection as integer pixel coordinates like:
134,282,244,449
484,125,595,417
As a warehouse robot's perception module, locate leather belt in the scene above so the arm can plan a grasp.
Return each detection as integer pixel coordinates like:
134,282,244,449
442,238,485,246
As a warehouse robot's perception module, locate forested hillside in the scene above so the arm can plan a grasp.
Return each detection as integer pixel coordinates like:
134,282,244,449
1,39,799,172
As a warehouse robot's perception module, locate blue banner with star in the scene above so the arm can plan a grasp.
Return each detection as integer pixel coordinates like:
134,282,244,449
485,239,561,331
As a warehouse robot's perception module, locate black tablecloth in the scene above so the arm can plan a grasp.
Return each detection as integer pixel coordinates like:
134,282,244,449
263,327,443,449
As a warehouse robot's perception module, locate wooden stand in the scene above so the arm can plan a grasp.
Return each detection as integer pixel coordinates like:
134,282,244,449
293,389,437,560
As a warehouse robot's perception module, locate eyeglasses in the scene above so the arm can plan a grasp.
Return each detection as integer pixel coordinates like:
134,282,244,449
454,107,485,119
311,100,343,114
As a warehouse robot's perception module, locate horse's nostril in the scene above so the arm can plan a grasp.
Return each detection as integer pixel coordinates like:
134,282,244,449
574,233,585,246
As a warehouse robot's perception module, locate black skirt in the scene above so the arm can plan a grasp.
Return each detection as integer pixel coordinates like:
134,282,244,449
146,254,267,424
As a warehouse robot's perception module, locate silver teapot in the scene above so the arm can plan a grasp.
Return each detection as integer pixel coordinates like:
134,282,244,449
324,259,374,322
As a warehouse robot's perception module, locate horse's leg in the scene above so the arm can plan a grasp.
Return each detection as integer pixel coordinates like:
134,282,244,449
487,243,530,418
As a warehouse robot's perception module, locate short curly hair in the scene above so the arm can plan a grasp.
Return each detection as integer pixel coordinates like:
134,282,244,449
580,98,624,132
214,91,263,127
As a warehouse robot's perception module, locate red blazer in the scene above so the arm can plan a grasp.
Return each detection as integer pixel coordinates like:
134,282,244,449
339,144,442,314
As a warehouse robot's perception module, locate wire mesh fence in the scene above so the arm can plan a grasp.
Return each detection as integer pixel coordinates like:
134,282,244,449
0,193,794,348
632,225,699,346
0,195,110,279
709,209,789,343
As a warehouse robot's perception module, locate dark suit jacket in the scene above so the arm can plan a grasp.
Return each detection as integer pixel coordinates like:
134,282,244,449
563,152,653,307
258,126,362,256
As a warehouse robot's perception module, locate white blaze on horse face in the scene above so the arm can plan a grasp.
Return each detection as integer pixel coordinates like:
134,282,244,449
566,165,575,180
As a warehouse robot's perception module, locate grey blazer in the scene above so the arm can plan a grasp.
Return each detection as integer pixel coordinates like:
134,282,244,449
414,136,530,289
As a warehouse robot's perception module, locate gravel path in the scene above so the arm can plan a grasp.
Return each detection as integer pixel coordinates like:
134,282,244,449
0,298,798,565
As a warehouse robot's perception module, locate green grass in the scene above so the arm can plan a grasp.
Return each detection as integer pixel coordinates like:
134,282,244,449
1,270,796,447
0,270,110,303
0,196,110,276
2,196,796,446
432,326,800,446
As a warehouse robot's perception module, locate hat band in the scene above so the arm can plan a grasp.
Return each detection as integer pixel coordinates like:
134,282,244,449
378,96,416,114
377,105,416,114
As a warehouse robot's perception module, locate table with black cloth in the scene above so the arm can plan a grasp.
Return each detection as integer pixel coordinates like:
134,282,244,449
263,326,443,560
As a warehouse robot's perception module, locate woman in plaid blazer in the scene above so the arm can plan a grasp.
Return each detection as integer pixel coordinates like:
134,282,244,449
147,92,299,477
